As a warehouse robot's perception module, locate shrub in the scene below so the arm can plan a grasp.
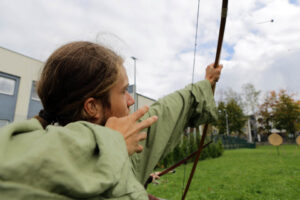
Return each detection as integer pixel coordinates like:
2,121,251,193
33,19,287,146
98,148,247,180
159,138,224,168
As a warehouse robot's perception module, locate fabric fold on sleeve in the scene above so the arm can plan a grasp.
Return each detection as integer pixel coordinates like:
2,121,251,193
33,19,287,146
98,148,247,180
131,79,218,185
0,119,148,200
187,80,218,127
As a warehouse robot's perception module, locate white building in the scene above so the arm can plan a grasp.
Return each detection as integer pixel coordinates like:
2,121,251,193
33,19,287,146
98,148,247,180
128,85,156,113
0,47,43,127
0,47,155,127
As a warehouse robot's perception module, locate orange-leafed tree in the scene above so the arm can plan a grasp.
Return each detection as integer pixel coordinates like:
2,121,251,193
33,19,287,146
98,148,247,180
258,91,277,135
259,90,300,138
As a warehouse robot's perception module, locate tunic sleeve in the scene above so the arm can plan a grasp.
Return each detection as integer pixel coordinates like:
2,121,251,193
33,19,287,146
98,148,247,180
130,80,218,184
0,119,148,199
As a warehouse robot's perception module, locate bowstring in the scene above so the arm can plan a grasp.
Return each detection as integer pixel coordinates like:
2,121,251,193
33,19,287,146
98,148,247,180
191,0,201,87
182,0,201,195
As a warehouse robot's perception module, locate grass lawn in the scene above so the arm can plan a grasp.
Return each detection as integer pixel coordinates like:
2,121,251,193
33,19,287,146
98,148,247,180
147,145,300,200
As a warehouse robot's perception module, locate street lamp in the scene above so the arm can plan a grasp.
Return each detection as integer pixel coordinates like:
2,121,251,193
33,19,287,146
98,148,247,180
225,109,229,135
131,56,137,111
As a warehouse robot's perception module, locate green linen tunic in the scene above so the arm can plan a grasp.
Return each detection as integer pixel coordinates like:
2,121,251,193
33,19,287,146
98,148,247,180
0,80,217,199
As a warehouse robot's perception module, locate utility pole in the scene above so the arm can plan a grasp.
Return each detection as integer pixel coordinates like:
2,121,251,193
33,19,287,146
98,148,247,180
131,56,138,112
225,110,229,135
248,118,252,142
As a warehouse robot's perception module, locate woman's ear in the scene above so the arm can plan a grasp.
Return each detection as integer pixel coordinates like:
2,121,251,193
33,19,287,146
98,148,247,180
83,97,103,124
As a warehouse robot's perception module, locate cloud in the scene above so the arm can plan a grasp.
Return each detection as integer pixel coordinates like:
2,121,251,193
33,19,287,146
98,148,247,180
0,0,299,100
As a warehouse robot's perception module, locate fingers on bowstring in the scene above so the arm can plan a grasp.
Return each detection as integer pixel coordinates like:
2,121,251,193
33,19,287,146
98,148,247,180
135,132,146,154
131,106,149,121
136,144,144,153
136,115,158,131
138,132,147,141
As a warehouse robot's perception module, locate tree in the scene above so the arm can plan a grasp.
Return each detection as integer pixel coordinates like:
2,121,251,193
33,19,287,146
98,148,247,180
226,99,247,136
242,83,261,115
258,90,300,138
272,90,300,138
295,101,300,132
214,101,227,134
224,88,244,108
214,99,246,136
258,91,277,135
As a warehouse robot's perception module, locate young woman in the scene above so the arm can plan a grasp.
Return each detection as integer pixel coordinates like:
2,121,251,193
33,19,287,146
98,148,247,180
0,41,222,199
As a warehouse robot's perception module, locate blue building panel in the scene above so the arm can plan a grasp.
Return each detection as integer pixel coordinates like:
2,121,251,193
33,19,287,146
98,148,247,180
27,81,43,119
0,72,20,124
128,85,134,93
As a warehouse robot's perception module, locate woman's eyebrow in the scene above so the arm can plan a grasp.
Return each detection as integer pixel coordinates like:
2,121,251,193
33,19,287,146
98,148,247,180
122,83,129,91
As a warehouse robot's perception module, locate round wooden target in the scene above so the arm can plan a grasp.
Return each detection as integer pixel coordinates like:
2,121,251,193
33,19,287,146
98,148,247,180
268,133,283,146
296,136,300,146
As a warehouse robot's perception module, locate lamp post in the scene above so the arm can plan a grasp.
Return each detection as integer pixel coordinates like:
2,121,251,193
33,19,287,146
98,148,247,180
225,109,229,135
131,56,137,112
248,117,252,142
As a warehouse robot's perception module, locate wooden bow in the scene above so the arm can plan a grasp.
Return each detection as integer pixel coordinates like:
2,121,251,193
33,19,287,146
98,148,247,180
144,1,228,198
181,0,228,199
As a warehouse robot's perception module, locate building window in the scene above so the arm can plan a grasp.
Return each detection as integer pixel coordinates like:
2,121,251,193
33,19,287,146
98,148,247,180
0,76,15,95
27,81,43,119
31,82,40,101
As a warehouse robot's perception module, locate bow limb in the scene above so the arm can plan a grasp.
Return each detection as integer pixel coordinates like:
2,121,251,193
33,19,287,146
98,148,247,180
181,0,228,199
143,141,212,189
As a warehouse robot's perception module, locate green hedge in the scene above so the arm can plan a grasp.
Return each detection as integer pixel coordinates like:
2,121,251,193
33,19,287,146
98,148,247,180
158,134,224,168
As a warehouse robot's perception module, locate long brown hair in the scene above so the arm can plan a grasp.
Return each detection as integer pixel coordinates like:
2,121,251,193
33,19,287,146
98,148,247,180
36,41,123,127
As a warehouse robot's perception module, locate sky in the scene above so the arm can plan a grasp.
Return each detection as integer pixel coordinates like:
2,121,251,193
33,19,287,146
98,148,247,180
0,0,299,101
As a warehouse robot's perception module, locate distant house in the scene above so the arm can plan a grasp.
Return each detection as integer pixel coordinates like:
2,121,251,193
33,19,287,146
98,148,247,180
128,85,156,113
0,47,43,127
